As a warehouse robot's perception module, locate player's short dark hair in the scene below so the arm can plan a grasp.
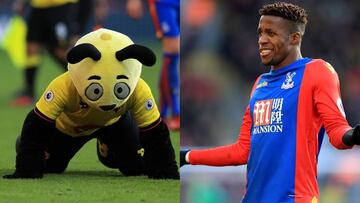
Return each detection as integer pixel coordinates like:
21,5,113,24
259,2,308,34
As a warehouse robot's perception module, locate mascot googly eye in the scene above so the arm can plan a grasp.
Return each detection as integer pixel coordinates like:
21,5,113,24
67,28,156,111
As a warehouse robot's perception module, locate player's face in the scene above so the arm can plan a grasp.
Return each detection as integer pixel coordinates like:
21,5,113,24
258,15,293,69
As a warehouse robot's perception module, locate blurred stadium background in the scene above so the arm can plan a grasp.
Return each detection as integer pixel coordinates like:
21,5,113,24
0,0,179,202
181,0,360,203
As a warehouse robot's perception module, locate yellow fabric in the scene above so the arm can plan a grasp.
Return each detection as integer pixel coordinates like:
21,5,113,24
30,0,77,8
311,197,318,203
36,73,160,137
0,15,27,69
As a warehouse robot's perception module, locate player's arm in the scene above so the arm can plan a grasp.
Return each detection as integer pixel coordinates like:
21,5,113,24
132,79,179,179
313,60,358,148
181,105,252,167
3,76,67,179
180,76,263,167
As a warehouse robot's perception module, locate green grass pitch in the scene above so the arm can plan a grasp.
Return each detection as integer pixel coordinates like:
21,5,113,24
0,47,179,202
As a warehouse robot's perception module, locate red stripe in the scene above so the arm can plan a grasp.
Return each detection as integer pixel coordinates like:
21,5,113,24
140,118,162,132
160,56,172,112
34,108,55,123
147,0,163,38
164,56,172,110
251,76,262,96
295,61,320,202
159,59,167,111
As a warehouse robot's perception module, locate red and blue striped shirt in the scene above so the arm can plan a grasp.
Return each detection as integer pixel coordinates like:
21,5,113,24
189,58,352,203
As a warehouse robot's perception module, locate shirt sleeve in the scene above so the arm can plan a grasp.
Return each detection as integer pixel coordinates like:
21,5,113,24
314,60,352,149
188,76,262,166
189,105,252,166
131,79,160,128
35,73,69,121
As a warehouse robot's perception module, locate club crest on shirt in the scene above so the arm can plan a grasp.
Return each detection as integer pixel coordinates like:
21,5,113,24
145,99,154,110
44,90,54,102
281,72,296,89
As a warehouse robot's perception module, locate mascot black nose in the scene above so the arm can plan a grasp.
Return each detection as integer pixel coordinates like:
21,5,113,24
100,104,116,111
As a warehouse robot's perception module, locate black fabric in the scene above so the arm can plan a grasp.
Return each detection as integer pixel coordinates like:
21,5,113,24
24,66,38,97
3,109,91,178
67,43,101,64
4,110,177,179
180,149,190,167
73,0,94,35
3,109,55,179
353,125,360,145
140,118,161,131
343,124,360,146
139,120,179,179
116,44,156,67
26,4,75,47
95,111,145,176
44,130,92,173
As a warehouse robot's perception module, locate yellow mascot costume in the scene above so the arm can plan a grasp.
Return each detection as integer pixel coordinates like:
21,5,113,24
3,28,179,179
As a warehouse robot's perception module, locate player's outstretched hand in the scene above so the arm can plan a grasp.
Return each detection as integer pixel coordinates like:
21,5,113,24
343,124,360,146
3,171,43,179
352,124,360,145
180,149,190,167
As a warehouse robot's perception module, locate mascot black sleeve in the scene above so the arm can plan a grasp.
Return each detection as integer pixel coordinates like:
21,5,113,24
3,108,55,179
139,119,179,179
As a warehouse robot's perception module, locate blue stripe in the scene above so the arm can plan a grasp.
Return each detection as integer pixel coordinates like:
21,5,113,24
243,58,311,202
316,127,325,161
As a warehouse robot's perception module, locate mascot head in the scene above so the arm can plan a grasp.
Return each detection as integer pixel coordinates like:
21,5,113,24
66,28,156,111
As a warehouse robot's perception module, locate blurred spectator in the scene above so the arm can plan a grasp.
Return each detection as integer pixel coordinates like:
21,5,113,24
11,0,94,106
93,0,109,30
126,0,181,131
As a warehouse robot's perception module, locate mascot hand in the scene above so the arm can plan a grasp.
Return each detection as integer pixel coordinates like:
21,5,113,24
146,164,179,179
4,109,55,180
140,120,179,179
3,171,43,179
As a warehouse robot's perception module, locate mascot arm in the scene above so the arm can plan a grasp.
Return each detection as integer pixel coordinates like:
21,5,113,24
3,108,55,179
139,118,179,179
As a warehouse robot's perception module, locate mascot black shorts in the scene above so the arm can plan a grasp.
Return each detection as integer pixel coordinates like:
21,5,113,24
26,3,76,48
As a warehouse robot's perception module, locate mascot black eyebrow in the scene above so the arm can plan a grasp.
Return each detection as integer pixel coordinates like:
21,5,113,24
4,28,179,179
